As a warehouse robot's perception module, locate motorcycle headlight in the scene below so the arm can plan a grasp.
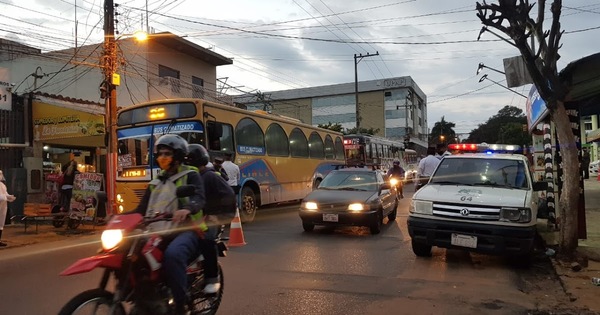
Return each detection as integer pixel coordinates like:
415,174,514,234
101,229,124,251
389,178,399,186
500,207,531,223
410,200,433,215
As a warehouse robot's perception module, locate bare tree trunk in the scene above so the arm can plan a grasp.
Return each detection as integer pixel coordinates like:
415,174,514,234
552,101,579,259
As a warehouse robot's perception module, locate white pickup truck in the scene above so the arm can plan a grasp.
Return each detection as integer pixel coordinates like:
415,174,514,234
407,150,548,259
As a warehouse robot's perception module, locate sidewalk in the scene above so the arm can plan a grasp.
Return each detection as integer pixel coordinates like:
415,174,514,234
0,222,99,249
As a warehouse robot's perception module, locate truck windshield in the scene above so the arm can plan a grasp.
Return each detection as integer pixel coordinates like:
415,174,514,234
430,157,529,189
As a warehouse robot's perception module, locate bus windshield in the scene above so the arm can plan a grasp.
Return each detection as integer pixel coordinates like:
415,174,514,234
117,121,205,172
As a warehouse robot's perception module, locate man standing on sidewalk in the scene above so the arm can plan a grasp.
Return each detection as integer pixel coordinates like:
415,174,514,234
583,148,591,179
0,170,17,247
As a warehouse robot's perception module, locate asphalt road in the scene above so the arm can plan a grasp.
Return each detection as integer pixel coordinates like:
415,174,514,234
0,184,579,315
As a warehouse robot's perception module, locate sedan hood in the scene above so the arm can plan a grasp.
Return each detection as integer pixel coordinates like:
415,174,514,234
414,184,528,207
304,189,377,204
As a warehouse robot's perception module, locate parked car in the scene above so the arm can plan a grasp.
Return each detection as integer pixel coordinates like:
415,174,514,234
299,168,398,234
590,160,599,177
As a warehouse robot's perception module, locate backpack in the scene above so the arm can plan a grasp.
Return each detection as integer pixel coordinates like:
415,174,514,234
200,168,236,218
145,169,195,230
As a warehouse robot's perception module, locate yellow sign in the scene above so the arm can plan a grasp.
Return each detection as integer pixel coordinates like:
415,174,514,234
32,101,105,140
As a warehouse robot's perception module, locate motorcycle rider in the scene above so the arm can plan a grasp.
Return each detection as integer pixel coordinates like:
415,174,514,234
386,159,405,198
185,143,236,294
131,134,206,315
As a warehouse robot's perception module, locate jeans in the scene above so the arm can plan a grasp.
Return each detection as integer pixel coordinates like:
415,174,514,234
163,231,202,308
198,224,219,283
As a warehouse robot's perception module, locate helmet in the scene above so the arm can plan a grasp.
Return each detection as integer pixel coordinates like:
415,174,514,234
154,134,188,162
186,143,210,167
393,159,400,165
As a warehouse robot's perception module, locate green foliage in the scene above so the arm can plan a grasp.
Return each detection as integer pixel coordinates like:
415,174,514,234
467,105,531,146
344,127,380,135
429,116,457,144
317,122,344,133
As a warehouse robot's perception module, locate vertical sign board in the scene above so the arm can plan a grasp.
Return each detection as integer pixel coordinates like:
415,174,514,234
0,68,12,111
526,85,550,132
70,173,104,221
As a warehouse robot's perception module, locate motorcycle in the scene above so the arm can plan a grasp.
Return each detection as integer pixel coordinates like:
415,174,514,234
58,186,227,315
388,177,403,199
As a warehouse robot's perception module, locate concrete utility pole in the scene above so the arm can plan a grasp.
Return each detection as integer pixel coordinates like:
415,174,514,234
103,0,117,215
354,52,378,130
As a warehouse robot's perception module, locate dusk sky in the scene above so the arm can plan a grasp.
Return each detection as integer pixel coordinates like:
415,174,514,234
2,0,599,136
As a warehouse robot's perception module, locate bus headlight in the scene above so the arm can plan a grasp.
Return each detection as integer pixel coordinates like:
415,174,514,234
101,229,124,251
410,200,433,215
500,207,531,223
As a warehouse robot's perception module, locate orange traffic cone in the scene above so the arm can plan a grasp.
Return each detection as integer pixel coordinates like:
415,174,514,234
227,208,246,247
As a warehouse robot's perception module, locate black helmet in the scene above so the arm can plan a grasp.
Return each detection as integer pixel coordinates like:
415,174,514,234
154,134,188,162
186,143,210,167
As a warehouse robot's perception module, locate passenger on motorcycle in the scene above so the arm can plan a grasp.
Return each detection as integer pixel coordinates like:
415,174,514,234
386,159,405,198
186,143,237,295
131,134,206,315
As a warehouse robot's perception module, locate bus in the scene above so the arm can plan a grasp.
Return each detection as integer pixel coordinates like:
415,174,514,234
115,98,346,222
343,134,418,180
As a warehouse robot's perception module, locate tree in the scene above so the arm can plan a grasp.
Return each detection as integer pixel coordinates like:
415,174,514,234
467,105,531,146
317,122,344,133
429,116,456,145
344,127,380,135
476,0,579,259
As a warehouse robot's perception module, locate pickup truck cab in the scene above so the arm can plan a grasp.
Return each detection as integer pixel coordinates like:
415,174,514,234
407,147,547,259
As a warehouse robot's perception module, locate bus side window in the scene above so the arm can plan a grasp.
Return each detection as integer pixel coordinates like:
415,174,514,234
207,121,223,151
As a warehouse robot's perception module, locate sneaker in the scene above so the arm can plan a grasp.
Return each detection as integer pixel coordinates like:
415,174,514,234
202,282,221,294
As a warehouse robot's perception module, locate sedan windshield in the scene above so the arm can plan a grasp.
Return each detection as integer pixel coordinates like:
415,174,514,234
430,157,529,189
319,172,378,191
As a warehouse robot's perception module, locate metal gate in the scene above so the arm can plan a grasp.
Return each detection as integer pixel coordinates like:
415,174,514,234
0,93,25,171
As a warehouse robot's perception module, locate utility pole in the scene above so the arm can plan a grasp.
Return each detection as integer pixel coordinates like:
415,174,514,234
354,52,378,130
103,0,118,215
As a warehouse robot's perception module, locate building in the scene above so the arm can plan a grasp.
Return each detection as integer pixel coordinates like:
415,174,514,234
235,76,428,153
0,33,232,211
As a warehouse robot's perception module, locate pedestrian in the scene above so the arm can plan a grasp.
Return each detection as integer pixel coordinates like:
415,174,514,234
212,156,229,182
221,150,240,193
416,147,441,190
60,160,80,212
436,143,451,159
0,170,17,247
583,148,591,179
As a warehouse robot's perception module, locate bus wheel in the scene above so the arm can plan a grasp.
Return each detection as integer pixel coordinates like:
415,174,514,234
240,186,257,223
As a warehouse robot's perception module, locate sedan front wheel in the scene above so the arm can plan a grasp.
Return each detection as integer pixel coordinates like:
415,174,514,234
302,222,315,232
369,210,382,235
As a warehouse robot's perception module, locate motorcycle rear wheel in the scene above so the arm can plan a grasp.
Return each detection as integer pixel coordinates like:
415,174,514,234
58,289,125,315
189,263,224,315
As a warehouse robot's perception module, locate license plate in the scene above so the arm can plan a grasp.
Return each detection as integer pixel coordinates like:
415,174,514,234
451,233,477,249
323,214,339,222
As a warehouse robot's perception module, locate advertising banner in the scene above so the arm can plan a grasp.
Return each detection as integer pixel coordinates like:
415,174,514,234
70,173,104,221
526,85,549,132
32,101,105,140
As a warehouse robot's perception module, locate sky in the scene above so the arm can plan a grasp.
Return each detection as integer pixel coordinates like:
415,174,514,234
1,0,599,136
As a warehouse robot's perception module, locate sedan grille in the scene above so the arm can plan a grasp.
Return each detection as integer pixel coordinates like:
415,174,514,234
432,202,500,221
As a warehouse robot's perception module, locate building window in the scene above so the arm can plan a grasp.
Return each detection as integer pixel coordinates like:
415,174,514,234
265,123,289,156
192,76,204,99
158,65,180,93
290,128,309,158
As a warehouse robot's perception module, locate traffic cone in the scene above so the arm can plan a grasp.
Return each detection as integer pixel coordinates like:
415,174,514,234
227,208,246,247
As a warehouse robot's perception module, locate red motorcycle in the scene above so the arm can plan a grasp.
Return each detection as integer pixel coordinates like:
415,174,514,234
58,187,227,315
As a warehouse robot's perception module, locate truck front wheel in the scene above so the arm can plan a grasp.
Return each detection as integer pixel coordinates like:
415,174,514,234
411,239,432,257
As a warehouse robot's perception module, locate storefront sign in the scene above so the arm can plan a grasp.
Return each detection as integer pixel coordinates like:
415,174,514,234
0,68,12,111
32,101,105,140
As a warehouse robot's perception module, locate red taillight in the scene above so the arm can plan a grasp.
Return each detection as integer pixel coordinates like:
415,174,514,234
448,143,478,151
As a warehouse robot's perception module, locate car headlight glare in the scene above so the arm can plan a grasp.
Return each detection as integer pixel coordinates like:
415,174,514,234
101,229,124,251
348,203,367,211
410,200,433,215
500,207,531,223
302,201,318,211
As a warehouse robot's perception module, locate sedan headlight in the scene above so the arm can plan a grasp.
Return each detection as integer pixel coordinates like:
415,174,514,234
500,207,531,223
302,201,319,211
348,203,370,211
410,200,433,215
101,229,124,251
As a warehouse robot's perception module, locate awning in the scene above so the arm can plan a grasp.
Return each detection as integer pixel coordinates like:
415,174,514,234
587,129,600,142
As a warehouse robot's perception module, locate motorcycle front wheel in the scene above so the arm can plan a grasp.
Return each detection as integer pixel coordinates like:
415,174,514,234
58,289,125,315
189,263,224,315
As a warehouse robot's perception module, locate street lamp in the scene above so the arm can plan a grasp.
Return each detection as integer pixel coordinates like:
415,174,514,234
476,62,505,75
478,74,527,98
440,135,445,144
